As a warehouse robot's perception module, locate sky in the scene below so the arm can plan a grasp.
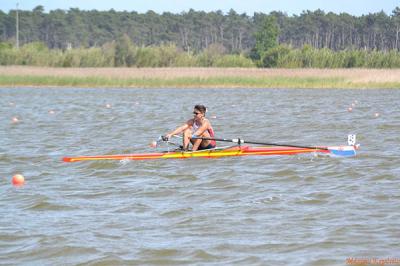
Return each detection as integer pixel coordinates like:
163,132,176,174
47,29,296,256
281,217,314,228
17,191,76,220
1,0,399,16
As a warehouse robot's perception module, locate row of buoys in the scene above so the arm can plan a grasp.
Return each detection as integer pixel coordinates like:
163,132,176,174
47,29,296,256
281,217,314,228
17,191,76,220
10,102,100,186
8,102,140,188
347,100,380,118
9,100,31,187
9,100,121,123
347,100,359,112
11,108,214,124
11,110,57,124
9,102,141,123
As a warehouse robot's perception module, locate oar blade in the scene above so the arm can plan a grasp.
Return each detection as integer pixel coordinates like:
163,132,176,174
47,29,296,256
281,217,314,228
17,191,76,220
327,146,357,157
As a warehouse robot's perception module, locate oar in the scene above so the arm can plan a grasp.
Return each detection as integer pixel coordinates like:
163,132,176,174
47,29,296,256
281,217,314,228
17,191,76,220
151,136,181,148
192,137,329,150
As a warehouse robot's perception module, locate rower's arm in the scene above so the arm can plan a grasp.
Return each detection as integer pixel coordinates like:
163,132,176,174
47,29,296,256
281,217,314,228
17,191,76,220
193,122,208,137
166,121,191,137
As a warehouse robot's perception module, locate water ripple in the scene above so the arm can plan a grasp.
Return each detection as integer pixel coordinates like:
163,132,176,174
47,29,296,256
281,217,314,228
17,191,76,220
1,87,399,265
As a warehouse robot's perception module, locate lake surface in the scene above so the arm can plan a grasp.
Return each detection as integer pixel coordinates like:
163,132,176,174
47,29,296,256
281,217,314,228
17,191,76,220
1,87,399,265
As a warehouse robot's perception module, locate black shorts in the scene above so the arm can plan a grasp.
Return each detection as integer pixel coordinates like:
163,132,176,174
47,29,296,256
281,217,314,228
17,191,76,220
198,143,216,150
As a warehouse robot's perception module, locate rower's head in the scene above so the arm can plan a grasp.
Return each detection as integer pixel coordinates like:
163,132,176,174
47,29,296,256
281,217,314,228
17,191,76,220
193,105,207,117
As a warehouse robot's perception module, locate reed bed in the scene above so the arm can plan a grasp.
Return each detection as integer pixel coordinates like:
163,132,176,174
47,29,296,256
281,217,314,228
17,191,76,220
1,66,400,88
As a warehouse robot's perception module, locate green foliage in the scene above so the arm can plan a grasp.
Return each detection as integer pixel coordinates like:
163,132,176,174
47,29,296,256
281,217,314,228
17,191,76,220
174,53,197,67
0,42,15,65
114,35,133,67
196,44,226,67
1,40,400,68
134,46,160,67
15,42,52,66
261,44,291,67
62,50,80,67
254,15,279,63
78,47,112,67
157,44,180,67
2,7,400,54
213,54,255,68
0,42,13,50
266,45,400,68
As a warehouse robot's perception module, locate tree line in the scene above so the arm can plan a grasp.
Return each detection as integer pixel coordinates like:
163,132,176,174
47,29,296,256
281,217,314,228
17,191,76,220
1,6,400,51
1,6,400,68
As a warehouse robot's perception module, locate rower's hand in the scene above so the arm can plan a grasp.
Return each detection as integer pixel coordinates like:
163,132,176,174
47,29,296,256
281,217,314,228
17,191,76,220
162,135,170,141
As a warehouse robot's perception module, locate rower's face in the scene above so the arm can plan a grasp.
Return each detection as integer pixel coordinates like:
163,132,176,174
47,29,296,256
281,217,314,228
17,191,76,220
193,109,203,119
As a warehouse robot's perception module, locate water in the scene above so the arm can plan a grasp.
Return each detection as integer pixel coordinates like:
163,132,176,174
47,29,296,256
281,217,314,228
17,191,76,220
1,87,399,265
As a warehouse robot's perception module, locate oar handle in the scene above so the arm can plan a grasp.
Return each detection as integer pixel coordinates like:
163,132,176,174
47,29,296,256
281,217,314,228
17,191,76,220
200,137,245,144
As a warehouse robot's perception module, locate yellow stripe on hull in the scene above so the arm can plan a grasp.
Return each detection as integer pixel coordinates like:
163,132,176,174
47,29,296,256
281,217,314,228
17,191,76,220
63,146,330,162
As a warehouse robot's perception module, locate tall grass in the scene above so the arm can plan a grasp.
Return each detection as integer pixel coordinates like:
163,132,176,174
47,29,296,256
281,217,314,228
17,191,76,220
2,73,399,89
2,41,400,68
265,45,400,68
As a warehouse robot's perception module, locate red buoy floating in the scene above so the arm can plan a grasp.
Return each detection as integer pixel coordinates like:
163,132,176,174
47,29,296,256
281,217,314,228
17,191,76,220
12,174,25,187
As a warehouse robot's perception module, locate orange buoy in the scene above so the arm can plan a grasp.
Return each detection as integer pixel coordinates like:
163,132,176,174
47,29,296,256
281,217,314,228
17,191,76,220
12,174,25,186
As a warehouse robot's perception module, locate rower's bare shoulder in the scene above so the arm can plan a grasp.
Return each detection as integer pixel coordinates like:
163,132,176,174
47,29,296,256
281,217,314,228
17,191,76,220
204,118,212,125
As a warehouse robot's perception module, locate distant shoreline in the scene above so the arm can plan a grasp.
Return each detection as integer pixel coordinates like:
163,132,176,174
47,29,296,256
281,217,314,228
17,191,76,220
1,66,400,89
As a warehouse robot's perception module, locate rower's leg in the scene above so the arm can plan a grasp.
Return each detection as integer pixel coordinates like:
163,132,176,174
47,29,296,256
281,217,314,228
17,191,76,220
191,138,203,151
192,132,211,151
182,128,191,150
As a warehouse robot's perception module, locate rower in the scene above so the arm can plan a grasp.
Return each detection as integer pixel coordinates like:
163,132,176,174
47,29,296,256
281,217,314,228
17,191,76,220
164,105,216,151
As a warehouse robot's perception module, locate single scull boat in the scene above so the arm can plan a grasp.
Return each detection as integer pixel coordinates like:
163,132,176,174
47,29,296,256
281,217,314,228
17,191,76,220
62,135,359,163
